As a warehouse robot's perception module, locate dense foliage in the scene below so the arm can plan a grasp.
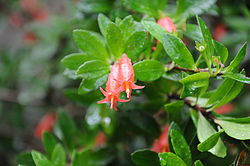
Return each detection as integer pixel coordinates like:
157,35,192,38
0,0,250,166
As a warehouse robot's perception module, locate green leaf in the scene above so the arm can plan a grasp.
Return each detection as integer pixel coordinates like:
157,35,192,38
162,33,196,69
170,130,192,166
215,120,250,140
123,0,167,18
73,30,109,61
185,24,202,42
189,109,199,128
197,16,214,69
212,80,244,109
197,130,224,152
164,101,184,125
76,60,110,79
124,31,149,61
57,110,77,152
31,151,53,166
133,59,165,81
61,53,94,70
42,132,58,159
141,21,167,42
213,114,250,123
206,78,235,106
131,149,161,166
78,74,108,94
98,14,111,37
158,152,187,166
213,40,228,64
180,72,210,98
175,0,216,19
223,73,250,84
197,113,227,158
194,160,204,166
17,152,36,166
225,42,247,72
106,22,125,59
51,144,66,166
71,148,115,166
118,15,136,42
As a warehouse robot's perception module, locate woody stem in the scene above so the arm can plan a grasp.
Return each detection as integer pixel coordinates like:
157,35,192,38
165,63,224,76
168,93,214,120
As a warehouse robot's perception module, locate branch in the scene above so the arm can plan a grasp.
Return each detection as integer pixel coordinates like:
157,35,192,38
165,64,224,76
168,93,214,120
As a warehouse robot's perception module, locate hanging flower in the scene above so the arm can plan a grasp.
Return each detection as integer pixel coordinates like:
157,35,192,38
157,16,176,33
215,103,234,114
151,125,170,153
117,54,144,99
34,112,56,138
97,64,129,110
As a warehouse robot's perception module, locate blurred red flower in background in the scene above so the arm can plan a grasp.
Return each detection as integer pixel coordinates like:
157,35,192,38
34,112,56,138
213,23,227,41
95,132,107,147
151,125,170,153
157,16,176,33
215,103,234,114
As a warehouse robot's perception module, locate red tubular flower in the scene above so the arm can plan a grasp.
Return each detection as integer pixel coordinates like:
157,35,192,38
118,54,144,99
151,125,170,153
213,23,227,41
97,64,129,110
157,16,176,33
215,103,234,114
95,132,107,147
9,12,23,28
34,112,56,138
23,32,37,45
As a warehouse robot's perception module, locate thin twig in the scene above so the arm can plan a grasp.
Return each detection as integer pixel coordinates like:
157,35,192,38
168,93,214,120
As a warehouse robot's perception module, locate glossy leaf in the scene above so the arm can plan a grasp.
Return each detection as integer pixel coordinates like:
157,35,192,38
51,144,66,166
141,21,167,42
42,132,58,159
194,160,204,166
213,114,250,123
180,72,210,98
163,33,196,69
118,15,135,42
71,148,115,166
78,74,108,94
17,152,36,166
223,73,250,84
206,78,235,106
131,149,161,166
197,130,224,152
123,0,167,18
175,0,216,19
215,120,250,140
158,152,187,166
170,130,192,166
98,14,111,37
57,110,77,152
212,80,244,109
125,31,149,61
61,53,95,70
76,60,110,79
197,113,227,158
133,59,165,81
31,151,53,166
73,30,109,61
213,40,228,64
185,24,202,42
106,22,124,59
225,42,247,72
197,16,214,69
